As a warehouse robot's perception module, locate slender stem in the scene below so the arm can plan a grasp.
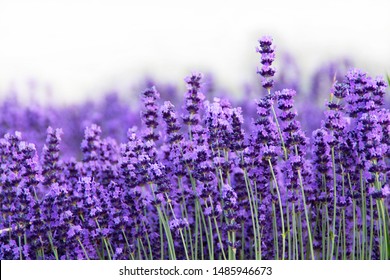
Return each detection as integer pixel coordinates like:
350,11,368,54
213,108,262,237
122,229,134,260
342,209,346,260
322,204,326,259
272,203,279,259
137,237,142,260
269,159,286,259
208,199,227,260
335,218,342,260
242,166,259,259
241,221,245,260
352,199,357,260
287,205,292,260
200,210,212,260
103,238,112,260
330,147,338,259
164,193,190,260
18,235,23,260
77,238,90,260
149,183,176,259
376,202,384,259
369,197,374,260
159,219,164,259
162,207,177,259
178,177,194,259
95,219,112,260
379,200,388,259
139,238,148,259
199,213,204,260
141,219,153,260
47,231,59,260
297,212,304,259
359,170,366,260
298,170,315,259
292,203,298,260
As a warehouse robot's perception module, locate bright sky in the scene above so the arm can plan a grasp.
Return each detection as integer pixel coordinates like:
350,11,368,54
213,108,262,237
0,0,389,104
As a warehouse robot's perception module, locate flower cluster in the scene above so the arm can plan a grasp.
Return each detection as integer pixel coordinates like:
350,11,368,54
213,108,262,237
257,36,276,90
0,36,389,260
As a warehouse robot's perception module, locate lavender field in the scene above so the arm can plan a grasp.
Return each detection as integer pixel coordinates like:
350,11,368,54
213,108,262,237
0,36,389,260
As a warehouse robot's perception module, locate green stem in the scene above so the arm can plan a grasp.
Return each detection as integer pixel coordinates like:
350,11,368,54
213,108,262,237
287,205,292,260
298,171,315,259
269,159,286,259
121,229,134,260
297,212,304,259
292,203,298,259
164,193,190,260
18,235,23,260
242,166,260,259
342,209,346,260
272,203,279,259
352,199,357,260
77,238,90,260
359,170,366,259
330,147,338,259
369,197,374,260
208,199,227,260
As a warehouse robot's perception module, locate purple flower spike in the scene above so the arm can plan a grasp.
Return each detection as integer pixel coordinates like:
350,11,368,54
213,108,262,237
141,86,160,142
41,127,63,191
182,73,205,143
257,36,276,90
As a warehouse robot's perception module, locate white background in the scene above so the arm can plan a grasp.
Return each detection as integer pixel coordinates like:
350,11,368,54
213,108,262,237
0,0,389,104
1,260,389,280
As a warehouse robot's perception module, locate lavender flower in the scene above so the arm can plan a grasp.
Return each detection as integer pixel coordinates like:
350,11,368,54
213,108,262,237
141,87,160,142
0,36,389,261
182,73,205,143
81,124,102,178
256,36,276,90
